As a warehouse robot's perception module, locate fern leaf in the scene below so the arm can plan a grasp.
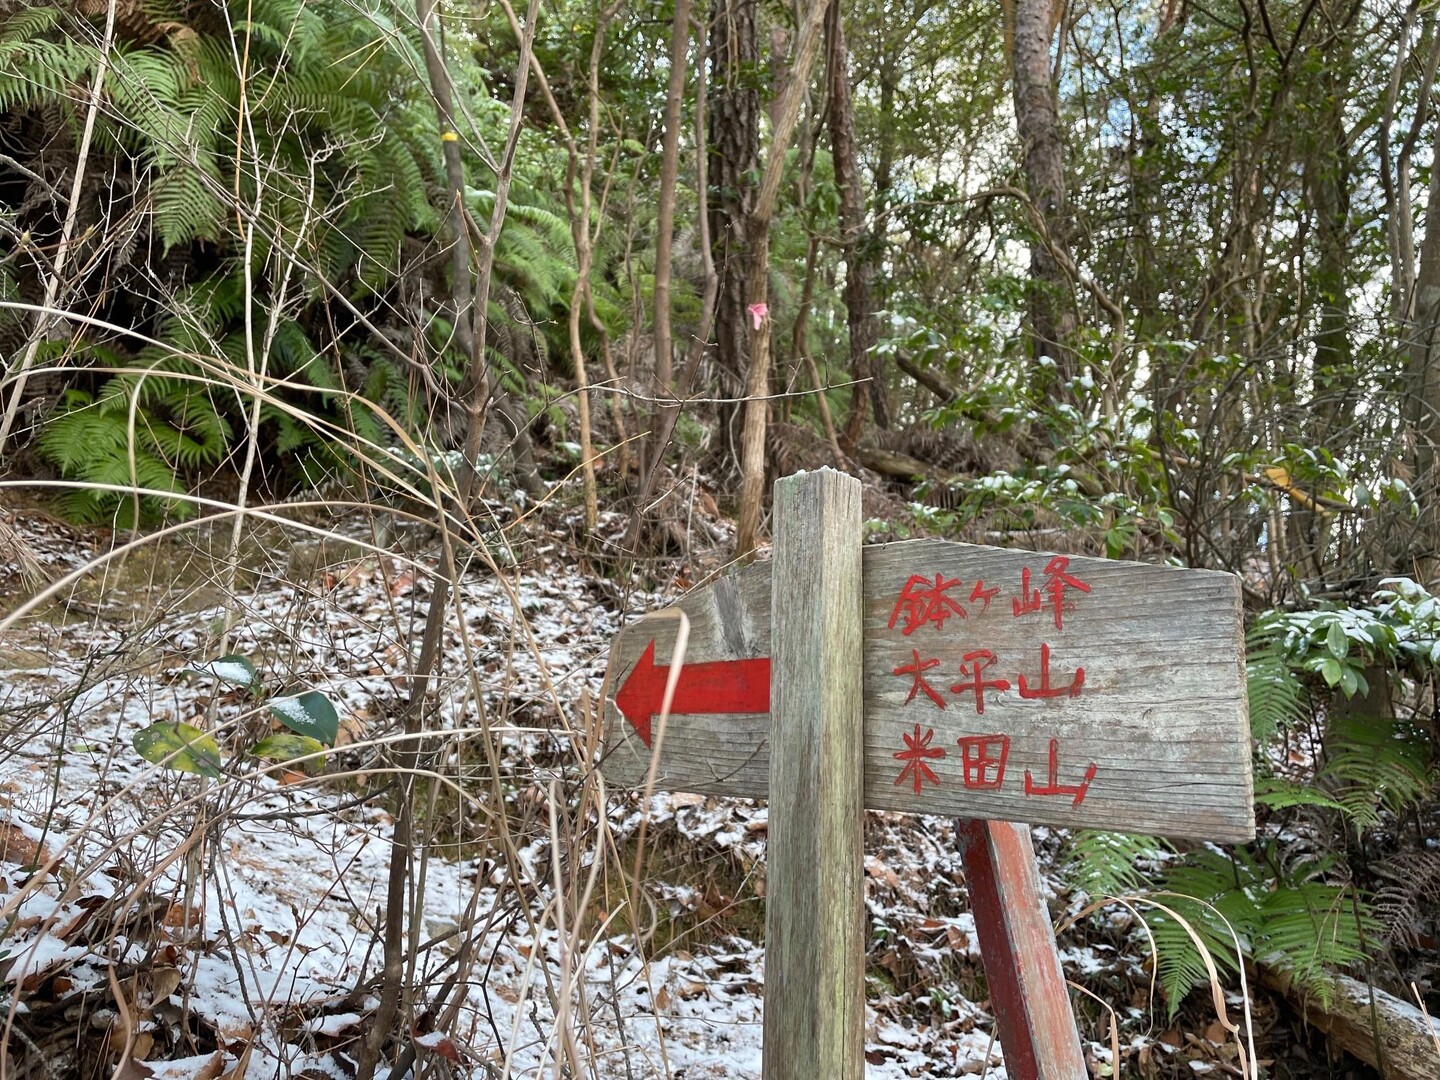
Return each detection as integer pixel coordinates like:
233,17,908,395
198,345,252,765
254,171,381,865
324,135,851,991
1246,632,1307,744
1064,831,1171,899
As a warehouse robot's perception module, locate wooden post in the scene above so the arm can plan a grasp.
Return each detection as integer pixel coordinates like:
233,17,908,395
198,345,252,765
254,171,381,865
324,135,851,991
763,469,865,1080
956,818,1087,1079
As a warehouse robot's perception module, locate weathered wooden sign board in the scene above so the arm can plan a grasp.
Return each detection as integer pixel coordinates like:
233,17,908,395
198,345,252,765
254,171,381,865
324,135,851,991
602,469,1254,1080
602,538,1252,842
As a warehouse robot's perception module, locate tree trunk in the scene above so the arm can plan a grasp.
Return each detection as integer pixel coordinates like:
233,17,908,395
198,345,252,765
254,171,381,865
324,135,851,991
1406,117,1440,587
640,0,693,498
874,47,896,312
1257,965,1440,1080
564,10,615,532
709,0,761,393
828,1,885,450
734,0,834,560
1309,40,1353,427
1008,0,1076,385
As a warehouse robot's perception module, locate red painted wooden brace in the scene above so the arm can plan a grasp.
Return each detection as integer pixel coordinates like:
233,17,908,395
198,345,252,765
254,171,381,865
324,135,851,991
956,818,1087,1080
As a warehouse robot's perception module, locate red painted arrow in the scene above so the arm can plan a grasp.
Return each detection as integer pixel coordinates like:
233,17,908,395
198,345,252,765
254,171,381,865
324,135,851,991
615,639,772,747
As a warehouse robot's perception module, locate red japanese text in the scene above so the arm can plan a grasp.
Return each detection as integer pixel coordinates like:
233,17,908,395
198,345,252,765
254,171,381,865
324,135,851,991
950,649,1012,715
1024,738,1098,807
894,724,946,793
1013,557,1091,629
1017,643,1085,699
893,650,945,708
889,573,967,635
956,733,1010,790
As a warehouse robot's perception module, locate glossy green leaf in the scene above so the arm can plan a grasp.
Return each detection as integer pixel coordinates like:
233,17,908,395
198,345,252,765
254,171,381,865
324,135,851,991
1325,619,1348,660
186,654,258,688
268,691,339,746
252,733,327,773
133,722,223,778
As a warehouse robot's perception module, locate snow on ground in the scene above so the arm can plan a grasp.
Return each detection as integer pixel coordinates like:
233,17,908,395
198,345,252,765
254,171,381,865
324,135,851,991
0,507,1152,1078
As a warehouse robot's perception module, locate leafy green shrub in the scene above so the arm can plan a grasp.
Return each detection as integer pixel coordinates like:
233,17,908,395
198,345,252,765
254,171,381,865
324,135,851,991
3,0,440,513
133,654,340,779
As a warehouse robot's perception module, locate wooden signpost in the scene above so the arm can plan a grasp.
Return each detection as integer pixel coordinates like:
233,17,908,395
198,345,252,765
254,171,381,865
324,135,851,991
601,469,1253,1079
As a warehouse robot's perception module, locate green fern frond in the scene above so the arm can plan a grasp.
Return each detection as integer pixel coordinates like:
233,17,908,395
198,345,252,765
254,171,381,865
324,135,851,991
152,157,226,251
139,0,187,22
0,7,65,47
36,391,126,473
1148,901,1233,1015
1064,831,1171,899
1252,776,1346,813
505,198,572,250
1254,881,1374,1000
13,0,537,524
36,392,197,525
343,204,406,293
265,321,319,378
0,36,95,114
1318,716,1430,834
361,354,423,429
1246,628,1308,744
175,273,248,336
156,392,231,467
1143,847,1376,1018
270,410,317,455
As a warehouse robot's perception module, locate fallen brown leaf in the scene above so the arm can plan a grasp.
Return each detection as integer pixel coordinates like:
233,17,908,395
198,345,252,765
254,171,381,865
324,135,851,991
0,822,47,867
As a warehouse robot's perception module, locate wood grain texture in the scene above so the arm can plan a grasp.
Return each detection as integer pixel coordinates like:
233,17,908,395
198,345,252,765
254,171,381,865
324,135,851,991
761,470,865,1080
599,558,773,794
957,819,1086,1079
600,539,1253,842
863,540,1252,841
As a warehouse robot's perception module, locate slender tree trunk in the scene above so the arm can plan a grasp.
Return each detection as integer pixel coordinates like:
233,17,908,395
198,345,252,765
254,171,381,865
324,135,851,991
412,0,543,499
1308,55,1353,430
1381,6,1440,325
639,0,693,500
498,0,633,489
565,11,614,532
874,47,896,310
829,1,885,450
625,12,719,547
356,2,541,1074
734,0,834,559
1406,120,1440,587
709,0,761,393
1008,0,1076,385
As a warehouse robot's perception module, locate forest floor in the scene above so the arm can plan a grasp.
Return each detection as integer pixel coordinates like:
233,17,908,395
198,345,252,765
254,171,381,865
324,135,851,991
0,492,1379,1079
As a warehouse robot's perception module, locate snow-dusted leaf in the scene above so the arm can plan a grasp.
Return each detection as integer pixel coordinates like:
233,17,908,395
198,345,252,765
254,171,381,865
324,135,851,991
133,722,223,778
185,654,258,688
415,1031,462,1063
268,691,339,746
252,733,326,773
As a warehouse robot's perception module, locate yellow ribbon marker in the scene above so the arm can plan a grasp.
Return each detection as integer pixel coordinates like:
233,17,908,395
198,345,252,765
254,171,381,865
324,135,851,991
441,131,459,142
